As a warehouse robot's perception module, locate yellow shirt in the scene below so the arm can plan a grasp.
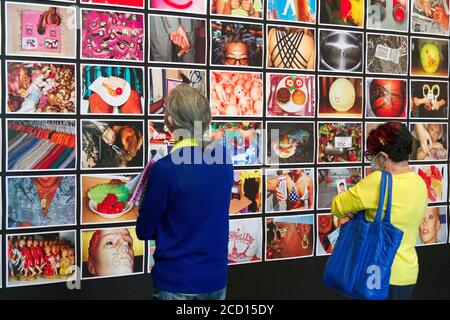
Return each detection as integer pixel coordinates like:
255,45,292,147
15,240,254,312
331,171,428,286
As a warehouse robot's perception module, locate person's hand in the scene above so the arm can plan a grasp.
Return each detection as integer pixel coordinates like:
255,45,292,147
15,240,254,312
431,142,444,150
230,0,241,9
417,0,433,17
415,123,432,157
433,5,449,30
241,0,254,13
170,25,190,50
274,187,286,202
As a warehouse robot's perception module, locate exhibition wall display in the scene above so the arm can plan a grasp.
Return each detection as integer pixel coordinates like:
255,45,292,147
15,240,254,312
0,0,449,299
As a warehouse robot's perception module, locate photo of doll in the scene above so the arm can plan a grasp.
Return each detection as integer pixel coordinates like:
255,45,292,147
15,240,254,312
267,0,317,23
212,0,263,18
417,206,448,246
411,122,448,161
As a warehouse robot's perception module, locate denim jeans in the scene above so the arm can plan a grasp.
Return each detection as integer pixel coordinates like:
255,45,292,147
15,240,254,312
152,287,227,300
387,285,415,300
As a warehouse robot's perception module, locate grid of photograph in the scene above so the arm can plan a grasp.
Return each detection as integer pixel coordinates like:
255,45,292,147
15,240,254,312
0,0,450,289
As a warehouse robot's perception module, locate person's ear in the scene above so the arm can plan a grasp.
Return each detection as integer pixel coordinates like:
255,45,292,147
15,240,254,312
87,257,96,276
436,219,441,231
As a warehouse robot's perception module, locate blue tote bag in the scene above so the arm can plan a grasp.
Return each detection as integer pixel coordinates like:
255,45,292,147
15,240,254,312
323,171,404,300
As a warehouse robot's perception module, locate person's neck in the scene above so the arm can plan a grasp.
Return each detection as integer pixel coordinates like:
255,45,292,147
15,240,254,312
385,161,411,175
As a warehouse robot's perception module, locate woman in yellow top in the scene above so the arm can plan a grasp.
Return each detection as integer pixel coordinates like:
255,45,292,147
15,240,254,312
331,122,428,300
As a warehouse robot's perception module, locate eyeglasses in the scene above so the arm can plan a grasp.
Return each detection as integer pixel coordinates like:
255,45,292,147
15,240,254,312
225,57,249,65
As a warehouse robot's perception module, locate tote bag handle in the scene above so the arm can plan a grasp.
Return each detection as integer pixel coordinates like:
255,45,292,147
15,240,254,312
374,171,393,223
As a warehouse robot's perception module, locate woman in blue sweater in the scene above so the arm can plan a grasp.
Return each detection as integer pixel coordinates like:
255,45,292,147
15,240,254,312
137,84,234,300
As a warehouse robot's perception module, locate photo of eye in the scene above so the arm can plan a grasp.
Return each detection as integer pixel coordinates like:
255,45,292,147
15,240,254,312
319,0,364,27
211,0,264,18
151,0,207,14
210,71,263,116
318,122,362,163
150,15,206,65
319,30,363,73
148,120,175,161
318,76,363,118
366,78,407,118
413,164,448,203
228,218,262,265
366,0,409,32
410,122,448,161
410,80,448,119
417,206,448,246
266,121,315,165
267,25,315,70
267,0,317,23
366,33,408,75
410,37,449,78
411,0,450,36
230,170,262,215
266,215,314,261
211,20,263,67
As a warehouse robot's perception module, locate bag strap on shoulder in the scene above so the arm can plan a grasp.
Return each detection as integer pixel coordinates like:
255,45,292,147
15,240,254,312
383,172,393,223
374,171,388,222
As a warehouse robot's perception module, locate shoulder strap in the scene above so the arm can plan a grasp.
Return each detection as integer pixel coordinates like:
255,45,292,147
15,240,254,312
382,172,393,223
374,171,388,222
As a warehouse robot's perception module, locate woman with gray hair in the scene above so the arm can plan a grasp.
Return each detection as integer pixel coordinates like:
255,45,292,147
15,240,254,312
137,84,234,300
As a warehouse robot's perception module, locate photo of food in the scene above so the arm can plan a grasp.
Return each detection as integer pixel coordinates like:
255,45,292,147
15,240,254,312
265,168,314,213
82,0,144,8
81,227,144,279
6,175,76,230
210,71,263,117
317,167,362,209
211,20,263,67
319,0,364,27
316,213,350,256
81,120,144,169
228,218,262,265
411,0,450,36
417,206,448,246
319,30,363,72
266,215,314,261
266,74,315,117
230,170,262,215
410,80,449,119
366,33,408,75
150,15,206,65
413,164,448,203
148,120,175,162
366,78,407,118
151,0,207,14
410,122,448,161
267,25,315,70
266,121,315,165
81,65,144,115
210,121,262,166
267,0,317,23
318,76,363,118
6,231,76,287
149,68,206,115
81,9,144,62
81,174,141,225
211,0,264,18
410,37,449,78
318,122,362,163
5,3,77,58
366,0,409,32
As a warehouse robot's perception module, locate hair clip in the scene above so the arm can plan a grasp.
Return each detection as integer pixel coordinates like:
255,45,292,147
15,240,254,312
378,136,386,145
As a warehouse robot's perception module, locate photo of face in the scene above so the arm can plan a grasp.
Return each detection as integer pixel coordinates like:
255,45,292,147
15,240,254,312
5,3,76,58
210,121,262,166
228,218,262,264
410,37,449,78
410,80,448,119
149,68,206,115
7,176,76,229
267,0,317,23
211,20,263,67
417,206,448,245
230,170,262,215
267,74,315,117
366,78,407,118
81,65,144,115
266,215,314,261
317,167,362,209
148,120,175,161
410,122,448,161
367,0,409,32
7,231,76,287
318,122,362,163
82,227,144,278
212,0,264,18
266,168,314,212
6,61,76,114
366,33,408,75
414,164,448,203
211,71,263,116
82,0,144,8
81,120,144,169
319,30,363,72
319,0,364,27
150,15,206,65
7,119,76,171
318,76,363,118
411,0,450,35
151,0,207,14
266,122,314,165
316,213,350,256
81,9,144,61
268,26,315,70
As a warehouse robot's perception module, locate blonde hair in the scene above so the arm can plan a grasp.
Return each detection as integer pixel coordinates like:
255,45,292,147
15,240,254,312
165,84,211,138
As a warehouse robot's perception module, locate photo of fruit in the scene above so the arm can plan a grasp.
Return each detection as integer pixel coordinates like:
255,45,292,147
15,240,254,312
411,37,449,78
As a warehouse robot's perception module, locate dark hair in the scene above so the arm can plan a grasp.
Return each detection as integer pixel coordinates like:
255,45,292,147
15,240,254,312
366,121,412,162
339,182,345,187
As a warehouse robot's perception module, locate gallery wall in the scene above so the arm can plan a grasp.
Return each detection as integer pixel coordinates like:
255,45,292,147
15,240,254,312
0,0,449,299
